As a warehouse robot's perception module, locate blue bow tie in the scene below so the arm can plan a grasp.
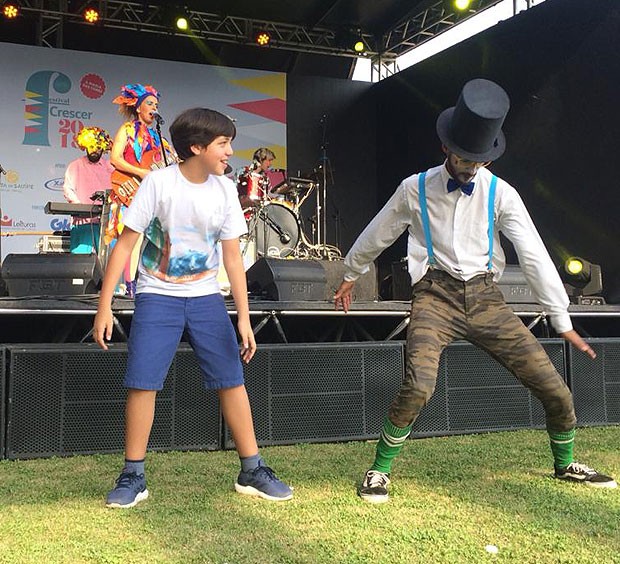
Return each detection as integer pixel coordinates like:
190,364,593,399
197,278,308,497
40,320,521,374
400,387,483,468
447,178,474,196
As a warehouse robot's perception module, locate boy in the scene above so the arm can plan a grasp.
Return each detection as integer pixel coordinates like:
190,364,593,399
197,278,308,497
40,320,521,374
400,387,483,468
93,108,292,507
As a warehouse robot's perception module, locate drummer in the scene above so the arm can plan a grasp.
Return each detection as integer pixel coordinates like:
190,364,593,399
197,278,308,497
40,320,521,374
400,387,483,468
236,147,276,213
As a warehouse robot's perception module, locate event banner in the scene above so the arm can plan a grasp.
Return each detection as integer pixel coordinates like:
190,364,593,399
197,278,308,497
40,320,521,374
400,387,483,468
0,42,286,258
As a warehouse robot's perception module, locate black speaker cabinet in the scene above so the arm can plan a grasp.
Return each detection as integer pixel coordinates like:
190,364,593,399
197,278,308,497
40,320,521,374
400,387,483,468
1,253,103,296
225,342,405,447
436,339,566,435
247,258,327,301
391,259,412,300
5,344,221,459
0,347,6,459
570,338,620,426
321,260,377,301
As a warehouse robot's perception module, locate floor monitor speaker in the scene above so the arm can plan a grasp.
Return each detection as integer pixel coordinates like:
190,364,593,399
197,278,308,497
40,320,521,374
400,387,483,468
1,253,103,296
246,258,326,301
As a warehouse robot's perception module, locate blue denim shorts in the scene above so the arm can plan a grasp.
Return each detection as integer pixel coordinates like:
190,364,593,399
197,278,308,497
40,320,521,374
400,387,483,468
124,292,245,390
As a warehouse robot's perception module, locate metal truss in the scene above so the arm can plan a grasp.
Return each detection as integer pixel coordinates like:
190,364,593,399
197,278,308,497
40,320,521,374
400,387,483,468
18,0,507,59
380,0,505,58
18,0,379,57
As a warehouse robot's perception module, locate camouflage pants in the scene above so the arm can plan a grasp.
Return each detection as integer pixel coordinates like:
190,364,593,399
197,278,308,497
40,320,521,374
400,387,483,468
388,269,576,432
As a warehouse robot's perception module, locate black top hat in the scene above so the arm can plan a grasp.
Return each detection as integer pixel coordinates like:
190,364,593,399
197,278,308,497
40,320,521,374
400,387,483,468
436,78,510,162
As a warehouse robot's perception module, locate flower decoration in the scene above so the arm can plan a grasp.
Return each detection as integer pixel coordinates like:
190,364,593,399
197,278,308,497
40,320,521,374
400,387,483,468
75,126,113,153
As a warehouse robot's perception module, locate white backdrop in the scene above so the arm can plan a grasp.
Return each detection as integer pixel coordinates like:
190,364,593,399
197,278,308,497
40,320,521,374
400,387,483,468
0,42,286,259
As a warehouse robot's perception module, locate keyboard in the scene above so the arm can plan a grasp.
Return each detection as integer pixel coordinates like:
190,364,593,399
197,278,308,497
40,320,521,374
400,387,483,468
44,202,103,217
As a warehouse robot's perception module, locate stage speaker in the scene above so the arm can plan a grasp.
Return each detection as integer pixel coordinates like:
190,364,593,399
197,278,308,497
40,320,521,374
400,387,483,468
1,253,103,297
321,260,377,301
497,264,537,303
437,339,566,434
246,258,326,301
570,338,620,426
391,259,411,300
0,347,5,459
224,342,405,447
5,344,221,459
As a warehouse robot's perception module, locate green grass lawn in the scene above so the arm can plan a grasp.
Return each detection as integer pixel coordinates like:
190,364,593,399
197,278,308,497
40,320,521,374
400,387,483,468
1,426,619,564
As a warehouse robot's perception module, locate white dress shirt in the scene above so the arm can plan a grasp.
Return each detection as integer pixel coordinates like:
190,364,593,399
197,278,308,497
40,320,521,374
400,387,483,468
343,163,572,333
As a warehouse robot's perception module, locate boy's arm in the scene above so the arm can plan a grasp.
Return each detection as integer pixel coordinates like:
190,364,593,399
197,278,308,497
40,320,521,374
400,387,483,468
221,238,256,363
93,227,142,350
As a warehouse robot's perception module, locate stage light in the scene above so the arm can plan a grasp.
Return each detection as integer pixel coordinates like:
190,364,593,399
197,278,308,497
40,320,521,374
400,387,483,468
175,15,189,31
454,0,472,10
559,256,606,305
256,31,271,46
83,7,100,24
353,40,365,53
2,2,19,19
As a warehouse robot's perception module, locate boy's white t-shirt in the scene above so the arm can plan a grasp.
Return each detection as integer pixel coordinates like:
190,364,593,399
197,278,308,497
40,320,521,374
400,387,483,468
122,164,247,297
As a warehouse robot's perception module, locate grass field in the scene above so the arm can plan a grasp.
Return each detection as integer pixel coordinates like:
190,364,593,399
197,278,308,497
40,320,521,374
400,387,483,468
1,426,619,564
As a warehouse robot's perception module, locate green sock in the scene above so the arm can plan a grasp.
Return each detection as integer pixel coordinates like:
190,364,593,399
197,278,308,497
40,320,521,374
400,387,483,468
370,418,413,474
548,428,575,469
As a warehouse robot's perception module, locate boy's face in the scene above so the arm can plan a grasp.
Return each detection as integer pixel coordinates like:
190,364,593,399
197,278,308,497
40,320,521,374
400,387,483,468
193,136,233,176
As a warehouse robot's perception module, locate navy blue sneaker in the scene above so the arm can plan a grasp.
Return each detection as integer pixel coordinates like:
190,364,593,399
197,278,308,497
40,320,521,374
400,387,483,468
235,463,293,501
106,471,149,508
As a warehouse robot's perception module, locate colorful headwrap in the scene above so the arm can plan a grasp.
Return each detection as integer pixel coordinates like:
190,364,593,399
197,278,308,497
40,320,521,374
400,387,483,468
112,83,160,108
75,126,113,153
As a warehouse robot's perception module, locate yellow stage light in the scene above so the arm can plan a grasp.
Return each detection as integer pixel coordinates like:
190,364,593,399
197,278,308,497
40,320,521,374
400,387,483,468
84,7,99,24
256,31,271,46
176,16,189,31
3,3,19,19
353,40,365,53
560,256,605,305
454,0,472,10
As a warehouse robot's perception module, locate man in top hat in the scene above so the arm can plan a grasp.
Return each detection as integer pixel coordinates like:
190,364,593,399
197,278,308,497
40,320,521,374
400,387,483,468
334,78,616,503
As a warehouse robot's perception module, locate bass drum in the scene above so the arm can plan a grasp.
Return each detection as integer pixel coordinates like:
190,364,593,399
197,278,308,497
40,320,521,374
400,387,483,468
253,202,300,258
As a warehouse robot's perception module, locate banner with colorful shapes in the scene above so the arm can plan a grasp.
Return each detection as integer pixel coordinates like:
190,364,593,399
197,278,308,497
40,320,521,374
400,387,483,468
0,42,286,259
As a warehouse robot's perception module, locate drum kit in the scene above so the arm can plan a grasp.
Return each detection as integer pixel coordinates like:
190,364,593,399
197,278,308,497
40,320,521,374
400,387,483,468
238,170,342,262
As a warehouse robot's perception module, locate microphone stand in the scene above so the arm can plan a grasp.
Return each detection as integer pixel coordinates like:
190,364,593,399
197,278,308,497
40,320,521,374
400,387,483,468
0,162,7,264
153,114,168,167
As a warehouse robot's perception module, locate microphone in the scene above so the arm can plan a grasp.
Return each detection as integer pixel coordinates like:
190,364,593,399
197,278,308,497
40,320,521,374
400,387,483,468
152,111,165,125
279,232,291,244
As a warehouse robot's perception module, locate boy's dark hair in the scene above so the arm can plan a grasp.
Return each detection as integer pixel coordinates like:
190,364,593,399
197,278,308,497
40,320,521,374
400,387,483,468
169,108,236,160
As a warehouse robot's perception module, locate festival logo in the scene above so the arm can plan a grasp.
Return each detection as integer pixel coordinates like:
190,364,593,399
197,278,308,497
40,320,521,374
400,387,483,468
45,178,65,192
1,214,36,230
1,211,13,227
23,70,72,147
50,217,71,231
0,170,34,193
80,73,106,100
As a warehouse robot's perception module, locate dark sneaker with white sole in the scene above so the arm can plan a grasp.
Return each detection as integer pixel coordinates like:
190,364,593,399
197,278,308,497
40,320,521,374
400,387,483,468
555,462,617,488
358,469,391,503
106,472,149,508
235,463,293,501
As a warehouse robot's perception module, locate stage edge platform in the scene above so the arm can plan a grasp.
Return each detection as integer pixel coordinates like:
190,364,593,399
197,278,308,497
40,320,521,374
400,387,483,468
0,296,619,344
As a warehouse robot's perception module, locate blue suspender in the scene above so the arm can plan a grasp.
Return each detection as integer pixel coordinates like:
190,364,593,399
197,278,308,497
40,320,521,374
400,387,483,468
418,171,497,271
418,172,436,267
487,175,497,271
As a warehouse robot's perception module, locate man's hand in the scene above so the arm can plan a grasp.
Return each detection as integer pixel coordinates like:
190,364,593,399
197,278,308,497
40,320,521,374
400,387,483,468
334,280,355,313
558,329,596,360
93,307,114,351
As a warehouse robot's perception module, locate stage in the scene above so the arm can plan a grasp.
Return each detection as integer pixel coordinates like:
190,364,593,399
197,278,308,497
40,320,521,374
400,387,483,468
0,294,619,344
